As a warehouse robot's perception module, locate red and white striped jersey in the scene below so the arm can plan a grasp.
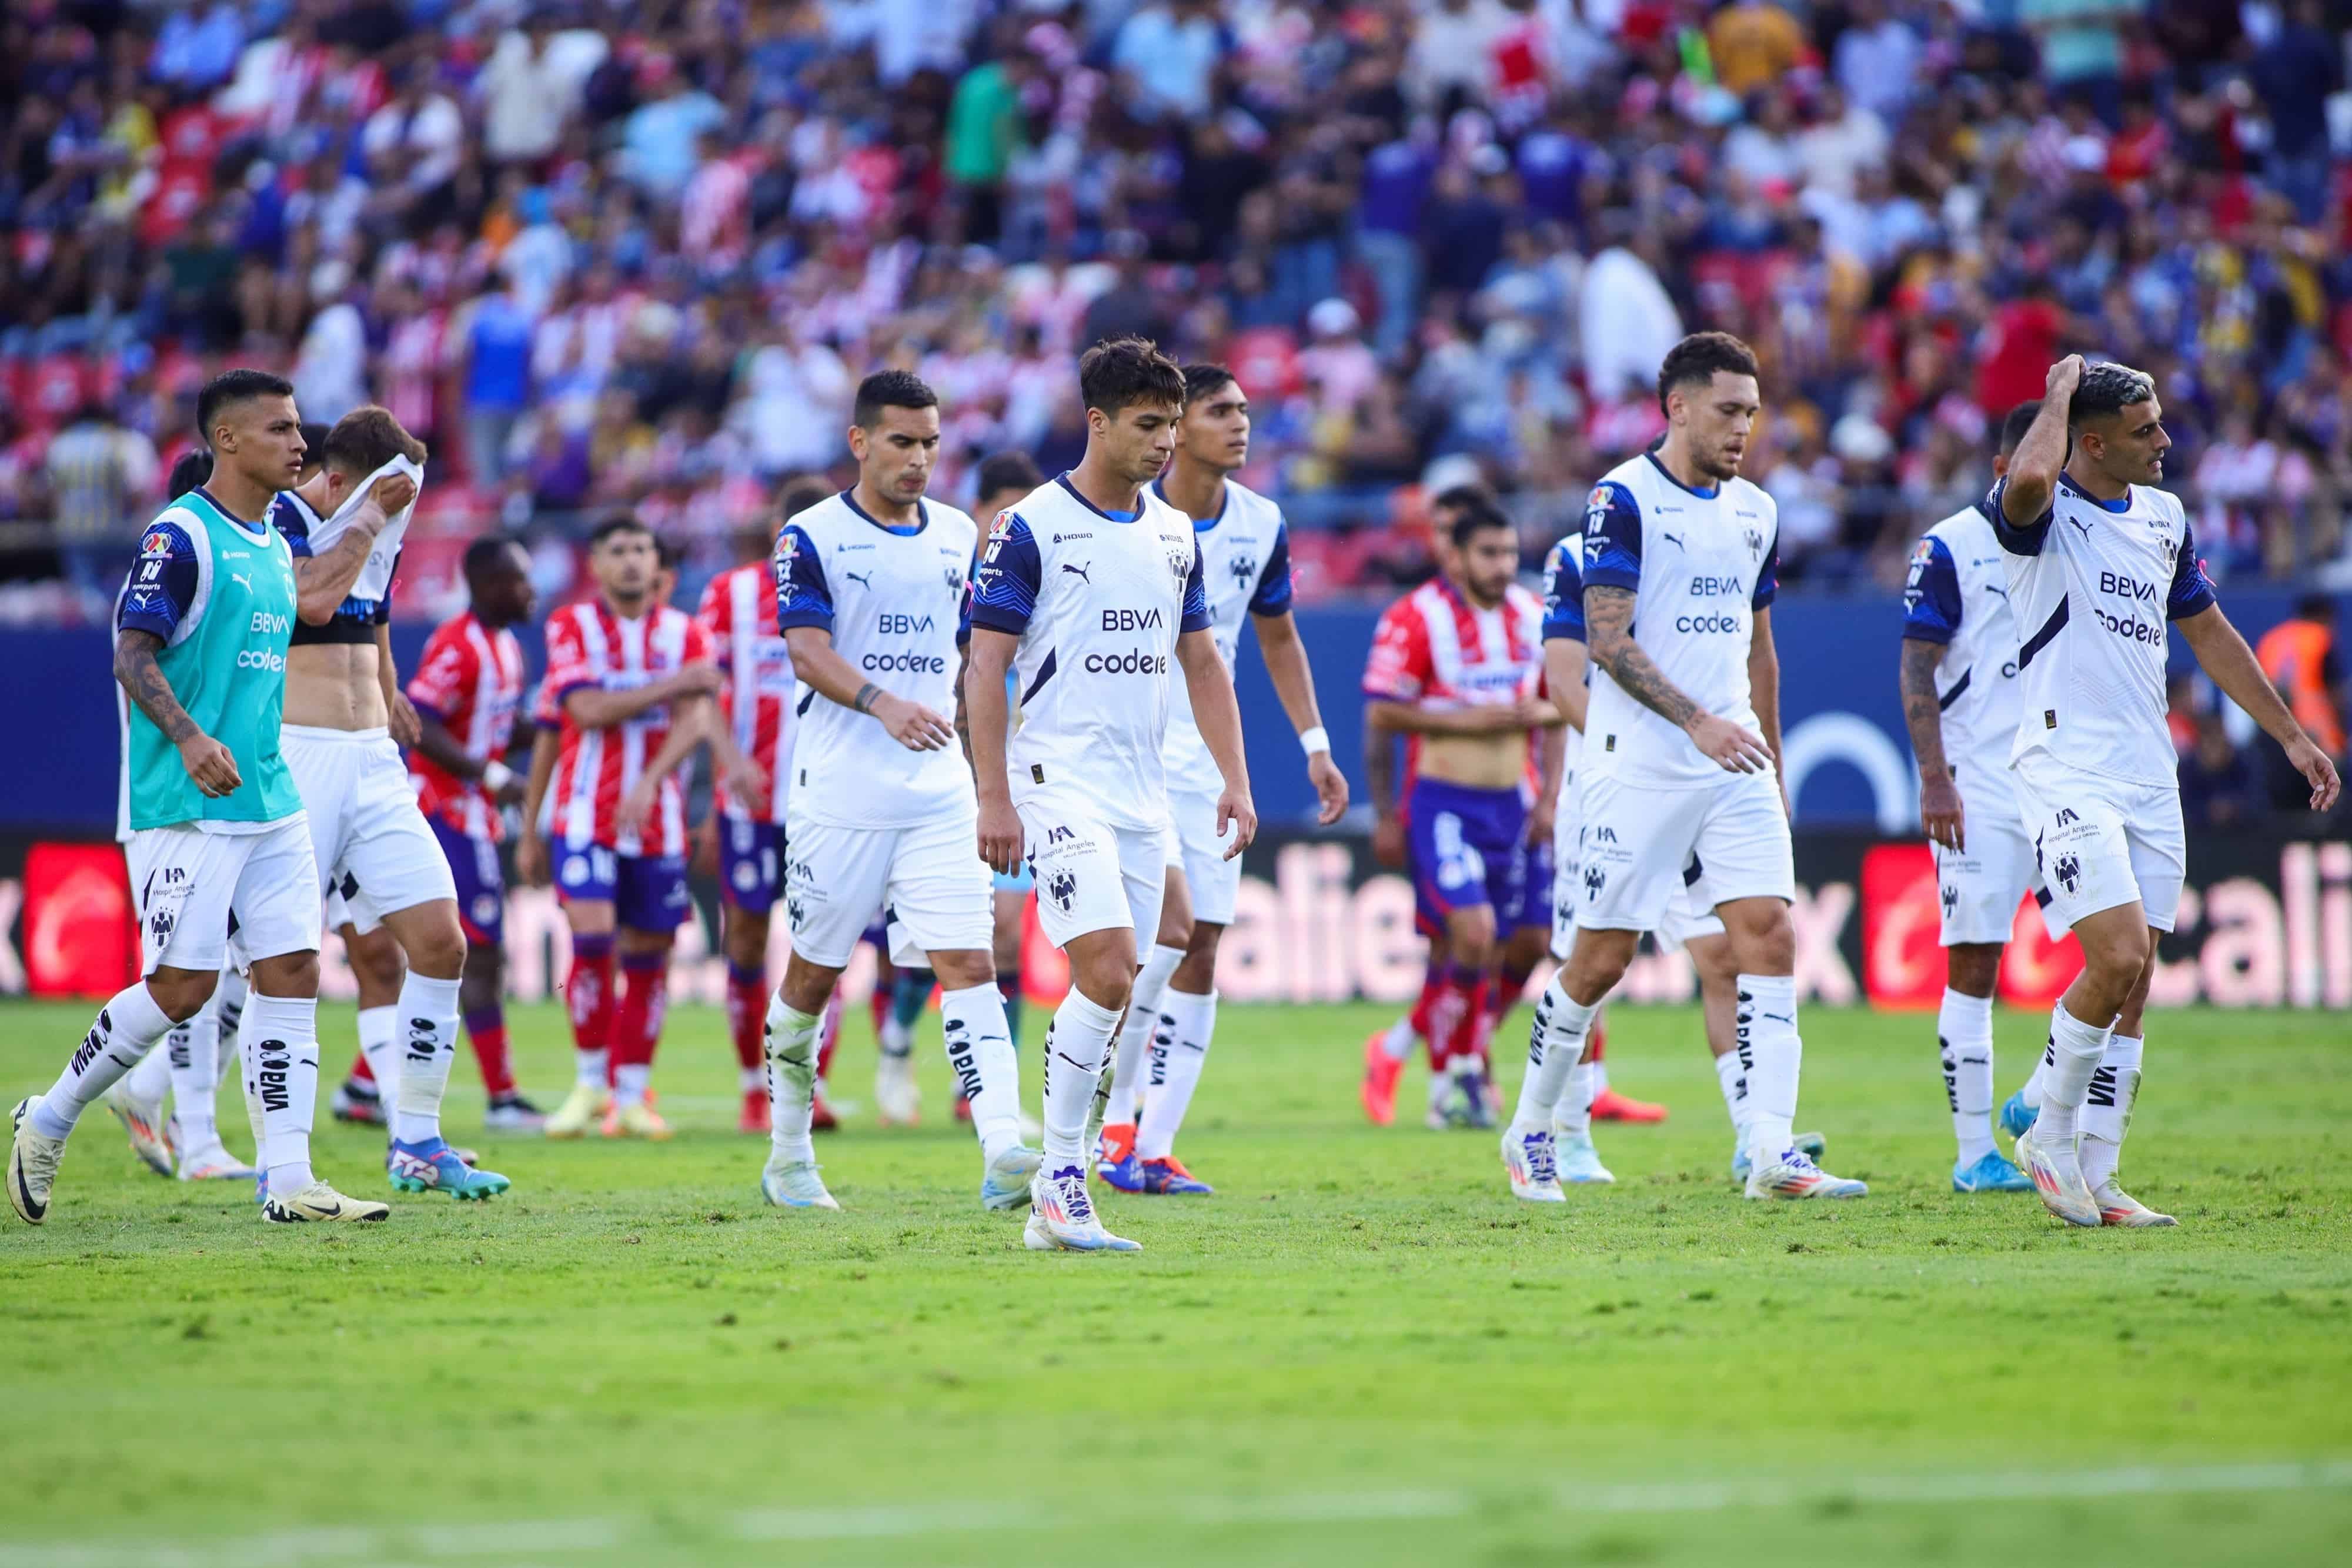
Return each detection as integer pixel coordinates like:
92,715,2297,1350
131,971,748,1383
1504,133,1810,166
1361,576,1546,790
540,599,714,857
407,610,527,841
692,561,794,825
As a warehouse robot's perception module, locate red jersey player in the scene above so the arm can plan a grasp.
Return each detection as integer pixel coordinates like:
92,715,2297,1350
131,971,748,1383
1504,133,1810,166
404,534,539,1131
517,516,720,1139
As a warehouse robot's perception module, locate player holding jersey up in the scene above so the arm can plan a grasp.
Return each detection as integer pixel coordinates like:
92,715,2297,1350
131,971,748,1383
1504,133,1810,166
1997,358,2338,1228
757,372,1035,1213
1506,332,1868,1203
964,338,1257,1253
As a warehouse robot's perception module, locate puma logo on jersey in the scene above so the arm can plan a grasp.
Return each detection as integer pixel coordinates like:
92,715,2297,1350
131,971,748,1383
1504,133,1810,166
1660,531,1685,549
845,570,873,588
2066,514,2094,539
1060,562,1093,584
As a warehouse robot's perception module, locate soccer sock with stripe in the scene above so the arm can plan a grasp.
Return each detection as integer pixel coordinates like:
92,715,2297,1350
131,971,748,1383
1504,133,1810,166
726,961,767,1092
356,1005,399,1105
2035,1001,2112,1149
1386,968,1439,1062
244,994,322,1199
565,934,616,1087
1738,974,1802,1163
612,951,668,1106
764,995,822,1164
941,982,1022,1164
390,972,461,1146
465,1007,516,1098
1104,942,1183,1129
1713,1045,1750,1141
1507,978,1595,1135
29,982,178,1140
1041,987,1124,1167
2079,1033,2144,1194
1431,964,1488,1071
1938,987,1997,1165
1137,987,1215,1161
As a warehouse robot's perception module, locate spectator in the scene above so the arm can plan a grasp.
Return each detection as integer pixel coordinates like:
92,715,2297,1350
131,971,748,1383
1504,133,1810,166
1579,219,1682,402
1114,0,1226,122
44,405,158,603
2249,0,2344,223
621,57,725,198
1708,1,1806,97
2255,595,2348,766
2179,711,2260,829
478,11,602,167
459,283,537,486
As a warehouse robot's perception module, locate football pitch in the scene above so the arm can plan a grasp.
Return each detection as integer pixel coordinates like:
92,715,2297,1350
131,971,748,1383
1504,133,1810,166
4,997,2348,1567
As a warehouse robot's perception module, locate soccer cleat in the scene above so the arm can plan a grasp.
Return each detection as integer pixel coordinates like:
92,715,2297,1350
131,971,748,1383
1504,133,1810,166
329,1079,385,1126
760,1156,841,1210
1502,1125,1564,1202
1137,1156,1212,1195
953,1096,973,1124
2096,1184,2177,1228
1554,1131,1616,1185
1953,1149,2034,1193
9,1098,64,1226
2014,1124,2101,1226
1360,1032,1403,1126
174,1139,258,1182
874,1051,920,1126
1590,1086,1669,1123
543,1081,610,1139
1730,1130,1826,1184
1431,1064,1496,1131
1744,1148,1868,1200
102,1082,175,1177
1094,1121,1138,1185
483,1094,546,1134
261,1181,392,1223
1999,1089,2039,1139
810,1084,840,1133
1098,1152,1145,1192
981,1144,1042,1211
389,1138,511,1201
1023,1164,1141,1252
602,1099,672,1141
738,1086,770,1135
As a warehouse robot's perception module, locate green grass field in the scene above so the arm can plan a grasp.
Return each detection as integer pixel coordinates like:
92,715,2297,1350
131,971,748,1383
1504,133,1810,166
3,995,2349,1567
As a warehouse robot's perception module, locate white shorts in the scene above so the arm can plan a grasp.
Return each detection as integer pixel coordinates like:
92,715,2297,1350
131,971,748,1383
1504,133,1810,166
2010,750,2185,934
1167,784,1241,927
322,883,381,937
1934,768,2063,945
1551,805,1724,958
128,817,322,975
284,726,456,921
1572,768,1793,934
1018,793,1170,952
783,808,994,970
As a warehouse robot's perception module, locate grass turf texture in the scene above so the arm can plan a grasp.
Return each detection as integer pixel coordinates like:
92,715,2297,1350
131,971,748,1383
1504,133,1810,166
3,997,2349,1567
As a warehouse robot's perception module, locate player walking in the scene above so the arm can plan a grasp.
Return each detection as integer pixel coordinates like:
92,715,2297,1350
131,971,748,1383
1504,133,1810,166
1998,358,2338,1227
756,372,1035,1212
1505,331,1869,1203
1095,365,1348,1196
963,338,1257,1253
12,370,386,1226
970,452,1051,1055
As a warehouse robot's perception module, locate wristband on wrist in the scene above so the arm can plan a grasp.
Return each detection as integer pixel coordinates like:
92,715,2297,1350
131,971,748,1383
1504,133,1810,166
482,760,514,792
1299,726,1331,756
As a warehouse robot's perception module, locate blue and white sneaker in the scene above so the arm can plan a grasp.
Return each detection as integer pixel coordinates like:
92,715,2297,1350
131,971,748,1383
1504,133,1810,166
1999,1089,2039,1139
1953,1148,2034,1193
1729,1129,1826,1184
1744,1147,1868,1200
1137,1156,1213,1195
760,1156,840,1210
1555,1131,1615,1185
1502,1125,1562,1202
1023,1164,1140,1252
981,1145,1041,1211
1097,1151,1146,1193
387,1138,510,1201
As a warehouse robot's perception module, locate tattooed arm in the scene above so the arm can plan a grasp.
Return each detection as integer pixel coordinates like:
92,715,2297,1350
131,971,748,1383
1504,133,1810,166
116,628,241,797
1582,584,1772,773
1900,637,1963,850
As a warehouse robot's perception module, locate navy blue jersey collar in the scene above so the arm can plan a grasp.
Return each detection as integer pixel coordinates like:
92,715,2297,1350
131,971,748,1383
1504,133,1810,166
198,486,270,538
1057,473,1141,523
840,487,928,536
1642,451,1719,500
1151,475,1229,531
2058,473,2130,514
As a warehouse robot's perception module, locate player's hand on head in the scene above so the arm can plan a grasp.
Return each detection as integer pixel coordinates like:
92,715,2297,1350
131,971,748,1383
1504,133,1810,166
1920,771,1965,852
366,473,417,519
1686,712,1772,774
876,694,955,752
976,798,1023,875
1308,751,1349,827
176,733,241,797
1217,787,1258,860
2044,355,2084,397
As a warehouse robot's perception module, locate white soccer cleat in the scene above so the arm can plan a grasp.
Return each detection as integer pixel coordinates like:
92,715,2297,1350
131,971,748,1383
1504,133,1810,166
1023,1163,1140,1252
760,1156,840,1211
174,1138,258,1182
873,1052,920,1126
103,1082,174,1178
260,1181,391,1224
1743,1148,1867,1200
9,1098,65,1226
2014,1125,2101,1226
1501,1125,1564,1202
1553,1130,1616,1185
981,1144,1041,1211
2096,1184,2177,1228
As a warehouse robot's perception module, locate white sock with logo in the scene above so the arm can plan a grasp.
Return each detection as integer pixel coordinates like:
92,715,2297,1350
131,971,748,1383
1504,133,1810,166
244,994,321,1199
29,982,178,1139
1939,987,1997,1165
125,1029,175,1106
169,997,223,1150
2079,1033,2144,1195
1104,943,1182,1128
941,982,1022,1164
1739,975,1802,1164
1508,979,1595,1135
1713,1047,1749,1141
1136,988,1215,1162
1556,1061,1596,1139
2035,1001,2112,1149
391,973,462,1146
357,1004,399,1106
764,995,821,1166
1042,987,1124,1167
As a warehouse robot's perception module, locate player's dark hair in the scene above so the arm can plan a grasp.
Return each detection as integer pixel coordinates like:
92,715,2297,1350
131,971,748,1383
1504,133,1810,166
194,369,295,446
974,450,1043,500
1655,331,1759,416
1181,363,1237,404
166,449,214,499
2067,363,2157,427
778,476,833,518
299,423,331,462
852,369,939,430
1430,483,1497,520
589,514,653,549
1448,496,1514,550
1079,337,1185,417
1998,400,2042,457
462,533,523,580
322,406,427,476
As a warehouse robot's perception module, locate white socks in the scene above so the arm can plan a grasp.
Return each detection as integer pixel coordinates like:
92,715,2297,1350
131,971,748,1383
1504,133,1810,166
391,973,462,1146
2035,1001,2112,1148
941,982,1023,1163
1379,1012,1418,1062
1104,943,1182,1127
29,982,178,1139
575,1046,609,1088
1137,988,1215,1161
1739,974,1801,1163
1939,987,1996,1165
243,993,321,1199
169,997,224,1149
125,1027,176,1106
764,995,821,1165
358,1004,399,1104
1042,987,1124,1166
1713,1047,1749,1141
1556,1061,1596,1139
1508,978,1596,1134
2080,1033,2144,1193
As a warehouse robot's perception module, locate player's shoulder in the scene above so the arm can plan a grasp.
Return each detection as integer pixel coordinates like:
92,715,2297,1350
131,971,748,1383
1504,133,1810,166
1923,502,1995,560
1593,453,1652,499
1139,485,1193,537
2127,484,2189,525
138,506,205,554
923,497,979,538
1220,477,1285,532
785,490,857,540
1504,581,1545,620
1722,472,1775,521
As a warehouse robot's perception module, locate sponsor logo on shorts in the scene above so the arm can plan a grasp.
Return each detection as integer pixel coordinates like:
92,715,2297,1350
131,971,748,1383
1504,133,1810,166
1047,868,1077,912
2054,853,2082,895
1582,862,1606,901
1940,884,1959,918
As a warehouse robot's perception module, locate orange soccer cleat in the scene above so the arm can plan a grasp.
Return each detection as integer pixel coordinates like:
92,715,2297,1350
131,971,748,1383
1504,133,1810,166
739,1086,770,1135
1360,1032,1403,1126
1589,1086,1668,1123
810,1083,838,1133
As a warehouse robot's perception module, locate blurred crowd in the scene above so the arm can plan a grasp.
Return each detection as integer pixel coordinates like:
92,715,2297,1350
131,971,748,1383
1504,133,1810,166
5,0,2352,628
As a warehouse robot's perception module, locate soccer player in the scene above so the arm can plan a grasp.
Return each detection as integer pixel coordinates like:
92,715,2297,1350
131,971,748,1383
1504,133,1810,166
12,370,387,1226
971,451,1050,1051
1997,357,2339,1227
519,516,723,1139
756,371,1034,1212
1898,400,2064,1195
265,406,507,1201
1095,364,1348,1196
1360,496,1556,1129
1505,331,1869,1203
964,337,1257,1252
404,534,542,1131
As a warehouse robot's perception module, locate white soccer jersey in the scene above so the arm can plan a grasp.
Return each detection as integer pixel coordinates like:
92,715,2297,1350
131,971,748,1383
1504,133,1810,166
1579,452,1779,790
1990,472,2216,788
967,473,1211,831
269,454,423,644
1902,502,2026,794
1152,475,1294,795
774,490,981,830
1540,524,1589,805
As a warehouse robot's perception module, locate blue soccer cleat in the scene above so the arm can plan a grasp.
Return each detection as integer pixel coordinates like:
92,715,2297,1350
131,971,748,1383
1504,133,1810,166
1137,1156,1212,1195
1098,1151,1147,1192
1999,1089,2039,1139
388,1138,510,1201
1953,1148,2035,1193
